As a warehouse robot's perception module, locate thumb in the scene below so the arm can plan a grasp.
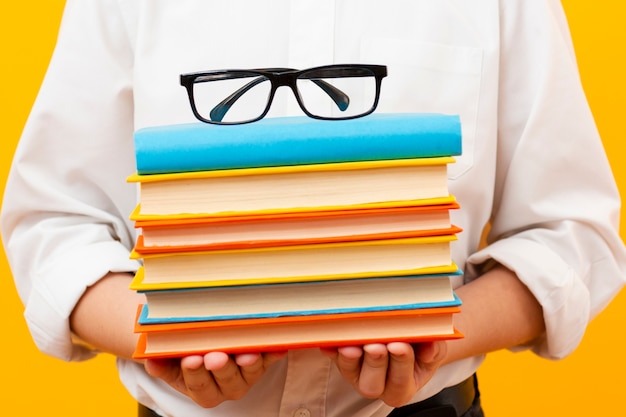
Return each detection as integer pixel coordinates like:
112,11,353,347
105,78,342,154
415,341,446,365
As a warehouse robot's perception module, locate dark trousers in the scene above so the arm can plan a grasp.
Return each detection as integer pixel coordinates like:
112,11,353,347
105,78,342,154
138,374,484,417
403,395,484,417
138,404,160,417
388,374,483,417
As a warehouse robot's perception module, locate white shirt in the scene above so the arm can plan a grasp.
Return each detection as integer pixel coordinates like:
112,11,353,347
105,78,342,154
3,1,626,416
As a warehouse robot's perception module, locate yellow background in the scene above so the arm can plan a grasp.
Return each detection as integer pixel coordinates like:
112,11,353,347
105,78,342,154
1,1,625,415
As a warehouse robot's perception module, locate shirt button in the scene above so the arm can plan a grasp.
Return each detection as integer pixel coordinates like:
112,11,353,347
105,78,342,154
293,407,311,417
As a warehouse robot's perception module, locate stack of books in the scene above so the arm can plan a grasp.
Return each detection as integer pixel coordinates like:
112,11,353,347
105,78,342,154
128,113,465,359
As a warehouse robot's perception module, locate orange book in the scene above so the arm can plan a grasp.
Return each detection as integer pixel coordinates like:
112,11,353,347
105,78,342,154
132,203,461,254
133,305,463,358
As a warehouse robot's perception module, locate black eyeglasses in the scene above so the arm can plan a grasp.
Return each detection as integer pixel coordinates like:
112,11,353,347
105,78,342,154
180,64,387,125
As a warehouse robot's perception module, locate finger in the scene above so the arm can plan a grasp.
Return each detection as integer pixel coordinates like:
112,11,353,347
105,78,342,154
234,352,264,385
182,355,205,370
379,342,447,408
413,341,447,385
144,358,187,393
382,342,417,406
203,351,230,370
235,350,288,383
180,355,224,408
334,346,365,384
414,341,446,368
358,344,390,398
144,358,178,379
206,353,251,401
386,342,415,385
234,352,262,367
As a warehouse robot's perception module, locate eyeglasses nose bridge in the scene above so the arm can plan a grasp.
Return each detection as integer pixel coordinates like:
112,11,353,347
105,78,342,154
271,71,299,87
266,73,305,109
268,72,301,96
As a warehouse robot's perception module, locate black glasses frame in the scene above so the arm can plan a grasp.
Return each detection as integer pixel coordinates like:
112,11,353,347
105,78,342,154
180,64,387,125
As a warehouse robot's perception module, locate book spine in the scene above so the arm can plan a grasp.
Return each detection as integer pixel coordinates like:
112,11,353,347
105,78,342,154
134,114,462,174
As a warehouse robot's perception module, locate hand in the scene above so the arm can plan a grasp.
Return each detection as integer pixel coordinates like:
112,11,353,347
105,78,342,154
321,341,446,407
144,351,286,408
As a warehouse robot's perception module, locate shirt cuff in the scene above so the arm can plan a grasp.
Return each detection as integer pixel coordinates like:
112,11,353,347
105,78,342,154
465,236,589,359
24,241,140,361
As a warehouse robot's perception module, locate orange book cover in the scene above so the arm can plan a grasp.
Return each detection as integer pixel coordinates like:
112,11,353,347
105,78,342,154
133,305,463,358
133,225,463,254
132,203,461,254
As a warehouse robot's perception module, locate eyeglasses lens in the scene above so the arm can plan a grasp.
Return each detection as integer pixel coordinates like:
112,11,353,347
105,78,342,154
296,67,377,119
192,72,272,124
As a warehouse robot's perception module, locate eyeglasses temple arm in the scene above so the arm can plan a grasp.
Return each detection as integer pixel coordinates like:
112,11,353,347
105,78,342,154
310,80,349,111
210,78,349,123
209,76,265,122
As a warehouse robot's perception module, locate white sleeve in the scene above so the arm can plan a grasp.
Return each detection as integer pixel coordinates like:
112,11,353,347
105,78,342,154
1,0,140,361
466,0,626,359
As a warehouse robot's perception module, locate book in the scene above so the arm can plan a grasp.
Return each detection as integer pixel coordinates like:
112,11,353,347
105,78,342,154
132,203,461,253
134,113,462,175
128,157,455,217
133,305,463,358
130,235,458,290
128,112,465,359
137,273,462,324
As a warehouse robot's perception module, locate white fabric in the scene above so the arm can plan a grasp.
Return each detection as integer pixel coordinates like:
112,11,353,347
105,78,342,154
3,0,626,416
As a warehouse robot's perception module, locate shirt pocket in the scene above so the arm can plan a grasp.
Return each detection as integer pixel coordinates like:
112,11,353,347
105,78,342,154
360,37,483,179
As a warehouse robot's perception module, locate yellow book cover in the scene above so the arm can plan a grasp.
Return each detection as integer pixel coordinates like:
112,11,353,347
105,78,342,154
127,157,456,216
129,235,459,290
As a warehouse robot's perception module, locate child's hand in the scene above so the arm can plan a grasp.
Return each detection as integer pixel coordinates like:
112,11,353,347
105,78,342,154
144,351,287,408
321,341,446,407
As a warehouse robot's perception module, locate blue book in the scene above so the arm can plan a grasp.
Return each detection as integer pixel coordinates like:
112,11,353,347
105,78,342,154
136,271,462,324
134,113,462,175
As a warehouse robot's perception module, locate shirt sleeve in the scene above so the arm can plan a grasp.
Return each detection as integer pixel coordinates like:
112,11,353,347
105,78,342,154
1,0,140,361
465,0,626,359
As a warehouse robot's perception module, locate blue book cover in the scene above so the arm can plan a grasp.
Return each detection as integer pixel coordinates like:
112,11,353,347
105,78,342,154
137,294,462,325
134,113,462,175
136,271,463,324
